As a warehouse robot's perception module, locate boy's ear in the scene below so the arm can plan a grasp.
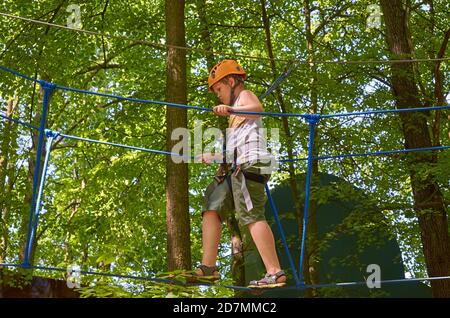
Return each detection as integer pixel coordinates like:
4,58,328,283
228,76,235,87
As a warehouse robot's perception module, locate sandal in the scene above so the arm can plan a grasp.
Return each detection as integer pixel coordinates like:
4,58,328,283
188,264,221,283
248,270,286,288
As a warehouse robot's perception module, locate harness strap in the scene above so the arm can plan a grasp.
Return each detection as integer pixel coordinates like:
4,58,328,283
222,128,227,164
242,170,269,184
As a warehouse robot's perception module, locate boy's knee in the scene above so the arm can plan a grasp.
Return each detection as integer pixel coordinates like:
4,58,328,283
202,210,221,220
247,220,268,230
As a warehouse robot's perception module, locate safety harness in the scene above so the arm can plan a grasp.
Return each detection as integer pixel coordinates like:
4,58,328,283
212,82,269,211
214,140,269,212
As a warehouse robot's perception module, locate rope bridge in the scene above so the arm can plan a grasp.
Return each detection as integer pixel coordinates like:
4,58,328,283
0,64,449,293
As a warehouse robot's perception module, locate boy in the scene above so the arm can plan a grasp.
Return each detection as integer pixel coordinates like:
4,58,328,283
194,60,286,288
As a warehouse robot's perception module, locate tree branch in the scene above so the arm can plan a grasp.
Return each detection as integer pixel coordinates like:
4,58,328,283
209,23,263,29
435,28,450,72
74,62,121,75
313,4,352,38
431,27,450,147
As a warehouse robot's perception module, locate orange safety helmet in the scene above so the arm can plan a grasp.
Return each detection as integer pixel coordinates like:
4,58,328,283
208,60,247,91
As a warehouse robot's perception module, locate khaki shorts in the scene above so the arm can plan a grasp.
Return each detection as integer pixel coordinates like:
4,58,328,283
201,160,271,227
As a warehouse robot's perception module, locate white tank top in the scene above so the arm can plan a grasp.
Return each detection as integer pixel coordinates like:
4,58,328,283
225,92,274,166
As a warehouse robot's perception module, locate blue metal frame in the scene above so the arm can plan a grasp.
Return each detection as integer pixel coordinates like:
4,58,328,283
22,81,55,267
298,114,320,284
265,184,301,287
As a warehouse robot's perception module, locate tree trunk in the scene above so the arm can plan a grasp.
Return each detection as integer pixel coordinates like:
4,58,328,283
302,0,320,297
0,98,18,262
380,0,450,298
165,0,191,271
431,27,450,148
260,0,303,244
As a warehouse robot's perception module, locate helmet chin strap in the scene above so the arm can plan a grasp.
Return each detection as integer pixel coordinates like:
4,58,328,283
228,79,240,106
229,89,236,106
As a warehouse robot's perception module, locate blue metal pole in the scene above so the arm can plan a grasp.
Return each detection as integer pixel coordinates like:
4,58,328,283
22,81,56,268
265,184,301,287
298,114,320,285
26,130,57,265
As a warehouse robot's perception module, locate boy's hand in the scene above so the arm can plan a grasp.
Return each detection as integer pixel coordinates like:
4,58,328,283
213,104,232,116
196,153,223,164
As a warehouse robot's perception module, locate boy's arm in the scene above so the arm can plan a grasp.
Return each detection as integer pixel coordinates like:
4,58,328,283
213,90,264,118
233,90,264,118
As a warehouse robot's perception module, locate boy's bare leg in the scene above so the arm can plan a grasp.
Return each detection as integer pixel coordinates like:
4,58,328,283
199,211,222,270
248,220,286,282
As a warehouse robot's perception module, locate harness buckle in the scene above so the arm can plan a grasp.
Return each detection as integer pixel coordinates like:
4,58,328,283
232,164,241,177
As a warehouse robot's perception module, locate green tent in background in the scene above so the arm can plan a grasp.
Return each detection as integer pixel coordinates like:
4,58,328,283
243,173,431,298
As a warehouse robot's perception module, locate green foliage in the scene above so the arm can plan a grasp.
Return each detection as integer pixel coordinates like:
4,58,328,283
75,269,234,298
0,0,448,297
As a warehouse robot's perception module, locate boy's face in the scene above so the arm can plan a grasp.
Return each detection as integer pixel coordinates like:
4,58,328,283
211,78,233,105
